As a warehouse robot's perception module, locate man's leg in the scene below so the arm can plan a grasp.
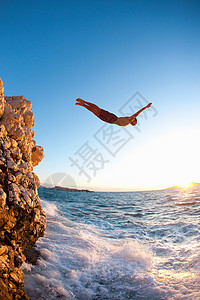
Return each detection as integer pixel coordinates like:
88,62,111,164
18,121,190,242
76,99,101,117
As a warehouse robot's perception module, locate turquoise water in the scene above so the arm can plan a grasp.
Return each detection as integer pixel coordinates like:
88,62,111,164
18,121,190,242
23,186,200,299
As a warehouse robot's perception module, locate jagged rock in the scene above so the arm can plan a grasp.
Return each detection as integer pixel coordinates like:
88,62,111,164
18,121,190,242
0,79,5,118
0,78,46,299
31,146,44,166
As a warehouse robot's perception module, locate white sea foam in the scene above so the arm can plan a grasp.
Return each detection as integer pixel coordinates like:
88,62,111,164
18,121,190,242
41,200,60,217
23,202,155,299
23,189,200,299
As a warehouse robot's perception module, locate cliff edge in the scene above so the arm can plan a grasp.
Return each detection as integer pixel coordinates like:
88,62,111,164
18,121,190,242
0,79,46,299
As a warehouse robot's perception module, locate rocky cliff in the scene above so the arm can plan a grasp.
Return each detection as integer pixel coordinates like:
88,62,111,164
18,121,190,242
0,79,46,299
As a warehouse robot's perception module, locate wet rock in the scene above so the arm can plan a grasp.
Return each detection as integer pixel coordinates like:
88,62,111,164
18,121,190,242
23,245,40,265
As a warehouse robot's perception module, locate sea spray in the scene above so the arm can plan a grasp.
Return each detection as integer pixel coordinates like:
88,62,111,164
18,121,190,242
23,186,200,299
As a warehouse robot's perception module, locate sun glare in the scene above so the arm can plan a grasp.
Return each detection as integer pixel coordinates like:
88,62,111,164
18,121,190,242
177,182,195,189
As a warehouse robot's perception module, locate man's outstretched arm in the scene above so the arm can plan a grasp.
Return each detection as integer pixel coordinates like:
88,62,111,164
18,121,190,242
129,103,152,121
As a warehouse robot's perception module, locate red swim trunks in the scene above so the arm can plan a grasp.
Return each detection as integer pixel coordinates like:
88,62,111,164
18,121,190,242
99,109,118,124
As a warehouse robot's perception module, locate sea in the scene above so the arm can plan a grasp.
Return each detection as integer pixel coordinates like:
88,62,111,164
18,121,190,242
22,185,200,300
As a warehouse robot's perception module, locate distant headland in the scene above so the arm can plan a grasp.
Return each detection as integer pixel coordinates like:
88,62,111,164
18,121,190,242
167,182,200,189
48,186,94,193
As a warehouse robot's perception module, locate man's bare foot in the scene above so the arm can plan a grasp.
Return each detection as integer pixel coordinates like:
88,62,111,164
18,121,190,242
76,98,85,104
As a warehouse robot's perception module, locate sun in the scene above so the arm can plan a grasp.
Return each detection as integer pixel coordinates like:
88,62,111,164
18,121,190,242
177,182,195,189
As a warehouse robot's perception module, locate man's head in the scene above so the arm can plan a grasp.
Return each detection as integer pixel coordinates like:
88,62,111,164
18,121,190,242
130,118,137,126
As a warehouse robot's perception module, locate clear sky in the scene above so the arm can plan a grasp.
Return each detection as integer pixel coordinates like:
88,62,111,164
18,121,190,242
1,0,200,191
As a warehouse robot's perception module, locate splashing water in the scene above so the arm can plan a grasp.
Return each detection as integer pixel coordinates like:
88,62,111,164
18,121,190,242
22,186,200,299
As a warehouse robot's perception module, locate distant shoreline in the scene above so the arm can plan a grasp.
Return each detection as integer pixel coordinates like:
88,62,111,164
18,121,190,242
40,183,200,194
41,185,94,193
167,182,200,190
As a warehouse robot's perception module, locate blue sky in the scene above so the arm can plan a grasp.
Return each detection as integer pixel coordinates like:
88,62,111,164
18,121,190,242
1,0,200,191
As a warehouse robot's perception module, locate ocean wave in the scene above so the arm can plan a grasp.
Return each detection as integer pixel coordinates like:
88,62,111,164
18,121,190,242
23,188,200,299
41,200,60,217
23,212,156,299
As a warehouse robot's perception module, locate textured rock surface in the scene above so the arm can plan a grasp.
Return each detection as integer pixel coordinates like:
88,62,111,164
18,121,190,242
0,79,46,299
